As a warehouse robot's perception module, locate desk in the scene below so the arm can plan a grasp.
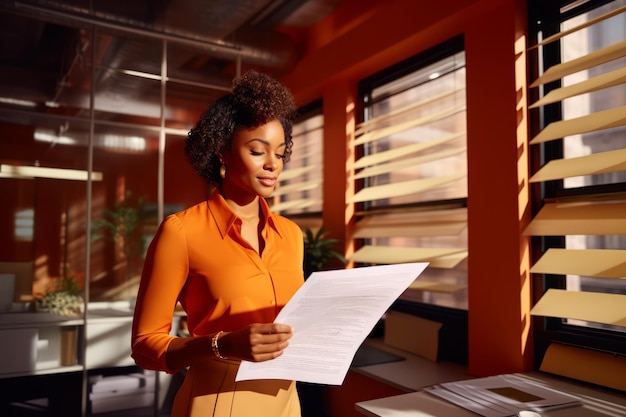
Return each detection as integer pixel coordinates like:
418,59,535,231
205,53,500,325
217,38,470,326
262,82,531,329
355,338,471,392
356,372,626,417
322,338,471,417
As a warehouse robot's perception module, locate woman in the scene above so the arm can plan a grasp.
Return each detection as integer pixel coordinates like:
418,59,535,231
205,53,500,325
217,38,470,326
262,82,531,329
131,70,304,417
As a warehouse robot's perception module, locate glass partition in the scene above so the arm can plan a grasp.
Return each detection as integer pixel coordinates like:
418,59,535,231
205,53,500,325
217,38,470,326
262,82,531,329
0,14,92,305
0,13,230,306
0,4,240,414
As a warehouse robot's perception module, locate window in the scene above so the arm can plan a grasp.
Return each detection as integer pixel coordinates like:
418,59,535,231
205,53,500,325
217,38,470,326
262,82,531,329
527,0,626,356
352,37,468,310
272,101,324,230
14,208,34,241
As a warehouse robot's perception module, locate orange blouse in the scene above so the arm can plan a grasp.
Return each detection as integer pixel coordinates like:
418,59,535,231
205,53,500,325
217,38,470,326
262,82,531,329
131,190,304,374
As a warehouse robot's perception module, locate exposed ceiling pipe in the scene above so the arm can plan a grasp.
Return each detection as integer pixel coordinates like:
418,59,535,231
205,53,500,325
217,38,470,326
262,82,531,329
13,2,239,52
1,0,302,125
12,0,299,69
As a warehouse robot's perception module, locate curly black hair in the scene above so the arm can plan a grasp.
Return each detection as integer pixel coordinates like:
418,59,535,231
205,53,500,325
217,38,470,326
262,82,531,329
185,70,297,185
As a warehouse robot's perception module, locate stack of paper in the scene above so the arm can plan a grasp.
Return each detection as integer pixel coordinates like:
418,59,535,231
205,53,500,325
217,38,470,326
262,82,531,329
424,374,581,417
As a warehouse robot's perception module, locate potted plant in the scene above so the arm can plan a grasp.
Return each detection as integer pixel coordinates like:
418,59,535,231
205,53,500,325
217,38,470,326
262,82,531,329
39,273,84,317
92,190,147,286
39,272,84,366
303,226,347,279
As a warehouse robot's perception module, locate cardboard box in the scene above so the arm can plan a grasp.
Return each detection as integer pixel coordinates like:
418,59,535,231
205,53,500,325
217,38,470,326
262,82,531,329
384,311,442,362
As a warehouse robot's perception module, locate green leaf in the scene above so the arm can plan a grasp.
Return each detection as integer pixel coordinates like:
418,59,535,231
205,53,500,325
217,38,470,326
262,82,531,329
303,226,347,278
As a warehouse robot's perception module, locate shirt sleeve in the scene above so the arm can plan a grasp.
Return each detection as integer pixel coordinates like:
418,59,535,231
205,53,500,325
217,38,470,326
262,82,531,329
131,214,189,374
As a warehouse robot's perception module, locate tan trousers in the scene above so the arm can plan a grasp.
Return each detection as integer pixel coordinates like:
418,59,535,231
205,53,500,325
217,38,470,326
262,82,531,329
171,358,301,417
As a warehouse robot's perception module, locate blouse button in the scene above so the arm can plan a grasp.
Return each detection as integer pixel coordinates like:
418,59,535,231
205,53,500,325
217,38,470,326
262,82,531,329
270,300,276,306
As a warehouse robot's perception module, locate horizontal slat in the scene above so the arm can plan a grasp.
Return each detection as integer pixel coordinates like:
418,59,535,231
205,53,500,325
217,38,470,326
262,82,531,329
354,149,465,180
408,280,467,293
354,209,466,237
348,174,464,203
354,106,464,146
272,179,321,196
523,201,626,236
353,133,464,170
292,124,323,139
269,198,317,212
529,67,626,108
530,105,626,145
355,90,461,135
292,217,323,232
529,148,626,182
540,343,626,392
349,245,467,268
531,289,626,327
358,207,467,224
530,39,626,88
528,5,626,50
355,208,466,237
530,248,626,278
353,222,466,238
279,165,317,181
426,251,468,269
288,145,322,161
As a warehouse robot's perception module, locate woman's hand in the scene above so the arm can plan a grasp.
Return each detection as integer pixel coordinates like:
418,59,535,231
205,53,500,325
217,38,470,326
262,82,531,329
219,323,293,362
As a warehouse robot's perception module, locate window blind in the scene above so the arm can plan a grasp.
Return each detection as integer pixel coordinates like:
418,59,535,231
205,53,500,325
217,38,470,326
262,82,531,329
526,2,626,332
351,207,468,270
349,43,468,306
271,108,323,219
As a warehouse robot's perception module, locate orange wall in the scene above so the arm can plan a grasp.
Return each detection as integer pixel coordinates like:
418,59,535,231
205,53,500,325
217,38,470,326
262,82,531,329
283,0,532,376
321,77,357,265
464,0,533,375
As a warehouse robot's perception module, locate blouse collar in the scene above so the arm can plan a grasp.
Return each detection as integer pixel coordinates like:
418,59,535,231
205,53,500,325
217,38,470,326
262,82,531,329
207,189,284,240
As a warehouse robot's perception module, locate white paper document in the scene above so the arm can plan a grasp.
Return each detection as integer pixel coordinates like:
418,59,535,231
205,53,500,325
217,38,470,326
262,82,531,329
235,262,428,385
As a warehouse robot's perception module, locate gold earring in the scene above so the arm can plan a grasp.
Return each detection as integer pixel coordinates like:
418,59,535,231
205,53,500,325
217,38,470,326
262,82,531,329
219,163,226,179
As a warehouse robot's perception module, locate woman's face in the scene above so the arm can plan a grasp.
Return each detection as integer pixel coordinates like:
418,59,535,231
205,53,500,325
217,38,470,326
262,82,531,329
221,119,286,200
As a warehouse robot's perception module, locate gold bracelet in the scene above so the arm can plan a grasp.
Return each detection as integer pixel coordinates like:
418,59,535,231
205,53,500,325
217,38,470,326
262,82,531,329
211,331,227,359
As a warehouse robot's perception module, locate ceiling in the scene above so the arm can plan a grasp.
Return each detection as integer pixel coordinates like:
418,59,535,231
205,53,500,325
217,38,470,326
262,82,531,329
0,0,343,137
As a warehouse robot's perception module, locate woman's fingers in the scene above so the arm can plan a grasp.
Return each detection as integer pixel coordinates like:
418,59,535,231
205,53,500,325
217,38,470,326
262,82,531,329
222,323,294,362
246,323,293,361
250,322,293,336
249,325,291,347
249,339,290,361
